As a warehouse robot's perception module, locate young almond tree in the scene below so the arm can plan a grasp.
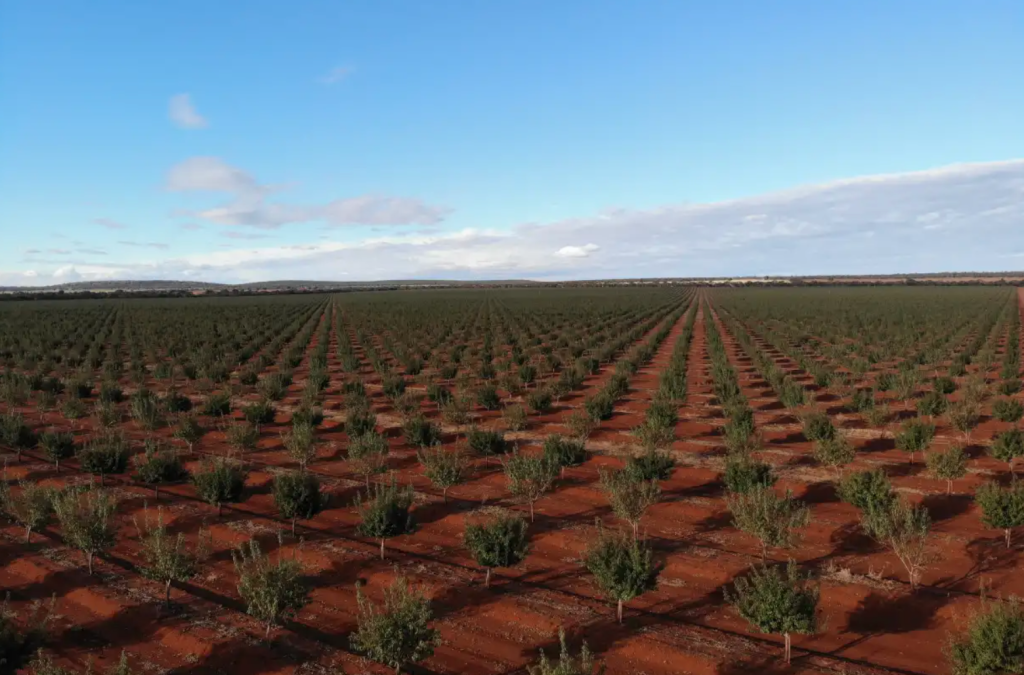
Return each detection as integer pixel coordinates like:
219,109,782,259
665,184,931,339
350,576,441,675
38,430,75,471
584,527,660,623
837,469,895,514
233,537,309,640
464,509,530,586
894,419,935,465
0,479,55,543
283,420,319,471
133,440,189,501
502,451,557,522
527,628,604,675
191,456,248,517
990,429,1024,476
52,487,118,575
863,496,931,589
727,487,810,562
812,434,856,479
925,445,968,495
723,454,776,494
273,471,326,536
417,444,468,503
135,507,210,607
725,561,819,664
948,597,1024,675
598,468,661,540
975,481,1024,548
948,400,982,444
348,431,390,487
355,477,415,560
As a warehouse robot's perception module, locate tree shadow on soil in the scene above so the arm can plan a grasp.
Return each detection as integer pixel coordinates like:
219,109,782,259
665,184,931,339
846,590,950,635
800,480,838,505
920,493,973,523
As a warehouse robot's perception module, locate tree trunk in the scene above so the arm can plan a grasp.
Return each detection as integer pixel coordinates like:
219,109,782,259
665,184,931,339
442,487,448,504
947,479,952,495
485,568,491,587
25,526,32,544
394,664,401,675
529,501,535,522
218,502,223,517
380,538,386,560
1006,528,1012,549
631,521,639,541
265,621,272,639
761,540,768,563
165,579,173,607
617,598,623,624
87,551,94,575
784,633,791,664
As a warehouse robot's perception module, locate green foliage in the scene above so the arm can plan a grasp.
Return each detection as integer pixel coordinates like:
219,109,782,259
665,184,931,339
382,375,407,400
933,376,957,395
527,629,605,675
564,409,597,440
894,419,936,461
0,412,36,454
801,411,836,442
838,469,896,513
283,420,318,470
402,415,441,448
862,496,931,588
724,561,818,663
350,576,441,674
583,393,614,421
349,431,390,483
466,427,507,456
624,447,675,481
527,388,554,414
542,434,587,470
77,430,130,476
925,445,968,493
355,478,415,558
52,487,118,575
133,440,188,486
916,391,948,418
989,429,1024,472
417,445,468,501
346,405,378,437
136,508,209,606
273,471,326,531
727,487,810,561
502,451,557,521
172,414,204,449
242,400,275,427
464,510,530,582
993,398,1024,425
191,456,247,515
475,384,501,411
0,594,53,674
129,388,163,430
0,481,55,542
948,598,1024,675
201,392,232,417
975,481,1024,547
583,528,660,622
812,434,856,476
38,430,75,468
998,379,1023,397
502,403,528,431
226,422,260,452
599,468,661,539
233,538,309,639
948,400,982,441
723,454,777,494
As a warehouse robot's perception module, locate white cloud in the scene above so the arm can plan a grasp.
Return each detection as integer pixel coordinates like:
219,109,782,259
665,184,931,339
5,159,1024,286
169,94,208,129
556,243,600,258
319,66,353,84
166,156,449,229
118,241,170,250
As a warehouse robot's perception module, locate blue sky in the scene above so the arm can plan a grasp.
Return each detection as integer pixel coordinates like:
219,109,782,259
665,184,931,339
1,1,1022,284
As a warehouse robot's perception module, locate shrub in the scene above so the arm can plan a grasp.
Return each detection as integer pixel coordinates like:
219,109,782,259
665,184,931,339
136,508,209,607
916,391,948,419
527,629,603,675
862,496,931,588
201,392,232,417
382,376,407,400
350,576,441,674
52,487,118,575
417,445,468,502
242,400,275,428
346,406,377,437
475,384,501,411
990,429,1024,474
98,381,123,404
78,431,130,479
129,389,163,430
625,447,675,481
723,454,776,494
999,379,1023,396
948,598,1024,675
0,412,37,460
355,478,415,559
727,487,810,562
838,468,895,514
403,415,441,448
0,481,55,543
283,421,318,471
584,527,660,623
392,391,421,420
801,412,836,442
427,383,453,407
273,471,326,535
894,419,935,463
975,481,1024,548
947,400,982,443
466,427,507,456
259,373,288,401
599,469,661,539
812,434,856,478
502,451,557,521
724,561,818,664
925,445,968,495
994,398,1024,425
502,404,528,431
192,457,247,516
349,431,390,486
162,388,192,414
290,405,324,428
527,388,554,414
172,415,204,450
233,538,309,639
933,376,957,395
564,409,596,440
464,510,530,586
38,430,75,469
543,435,587,472
133,441,188,498
0,594,53,673
226,422,260,452
851,388,876,412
